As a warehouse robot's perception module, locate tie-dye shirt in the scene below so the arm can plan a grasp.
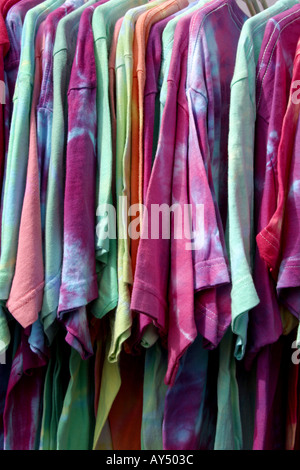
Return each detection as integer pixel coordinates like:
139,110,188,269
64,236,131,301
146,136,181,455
161,14,209,448
56,348,95,449
3,22,48,452
6,19,45,331
248,6,300,450
143,12,176,201
227,0,297,358
3,327,49,449
163,335,209,450
140,6,196,449
112,0,162,366
7,0,85,334
187,0,247,350
4,0,43,161
130,0,188,278
131,9,197,386
274,57,300,319
129,0,189,351
45,0,101,358
247,3,300,367
34,0,84,345
0,0,64,311
158,0,202,116
143,2,197,202
258,38,300,304
90,0,149,448
39,326,71,450
58,0,109,363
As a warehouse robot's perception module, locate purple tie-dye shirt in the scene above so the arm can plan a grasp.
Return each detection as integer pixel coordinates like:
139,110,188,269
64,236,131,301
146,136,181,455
186,0,247,349
247,5,300,450
131,10,197,387
57,0,111,363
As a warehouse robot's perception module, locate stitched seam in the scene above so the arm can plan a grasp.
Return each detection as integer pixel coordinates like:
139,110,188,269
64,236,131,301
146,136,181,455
282,265,300,268
196,304,229,329
7,281,45,311
133,283,167,310
189,1,244,79
258,232,278,250
256,9,300,84
233,275,253,285
195,262,227,269
257,15,300,108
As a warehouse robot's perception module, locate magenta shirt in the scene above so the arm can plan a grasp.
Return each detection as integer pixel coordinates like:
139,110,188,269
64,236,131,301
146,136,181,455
131,14,197,387
143,14,176,202
274,42,300,314
247,4,300,365
58,0,109,361
247,5,300,450
187,0,247,348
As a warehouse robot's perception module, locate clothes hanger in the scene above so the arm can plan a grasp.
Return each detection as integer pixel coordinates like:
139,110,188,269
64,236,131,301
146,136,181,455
242,0,269,16
258,0,268,10
251,0,261,13
242,0,257,16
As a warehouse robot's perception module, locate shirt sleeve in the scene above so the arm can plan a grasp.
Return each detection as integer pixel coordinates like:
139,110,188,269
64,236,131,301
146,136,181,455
277,112,300,317
187,87,230,292
228,74,260,353
6,50,44,328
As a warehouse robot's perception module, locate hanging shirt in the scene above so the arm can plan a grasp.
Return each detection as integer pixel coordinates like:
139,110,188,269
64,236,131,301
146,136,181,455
2,21,49,452
141,341,168,450
90,0,149,449
44,0,101,357
129,0,188,278
57,0,110,361
129,0,193,353
227,0,298,359
6,20,44,329
158,0,204,122
186,0,247,350
247,2,300,368
131,7,198,386
32,0,84,345
247,5,300,450
112,0,165,368
0,0,65,314
135,13,173,348
163,335,209,450
143,1,196,202
265,40,300,313
7,0,84,333
3,327,48,449
39,327,71,450
139,4,199,449
4,0,43,164
256,50,300,281
56,348,95,449
90,0,131,319
161,9,209,450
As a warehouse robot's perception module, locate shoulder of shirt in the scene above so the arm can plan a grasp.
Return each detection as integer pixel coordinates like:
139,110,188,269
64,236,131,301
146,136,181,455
264,5,300,38
190,0,232,31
